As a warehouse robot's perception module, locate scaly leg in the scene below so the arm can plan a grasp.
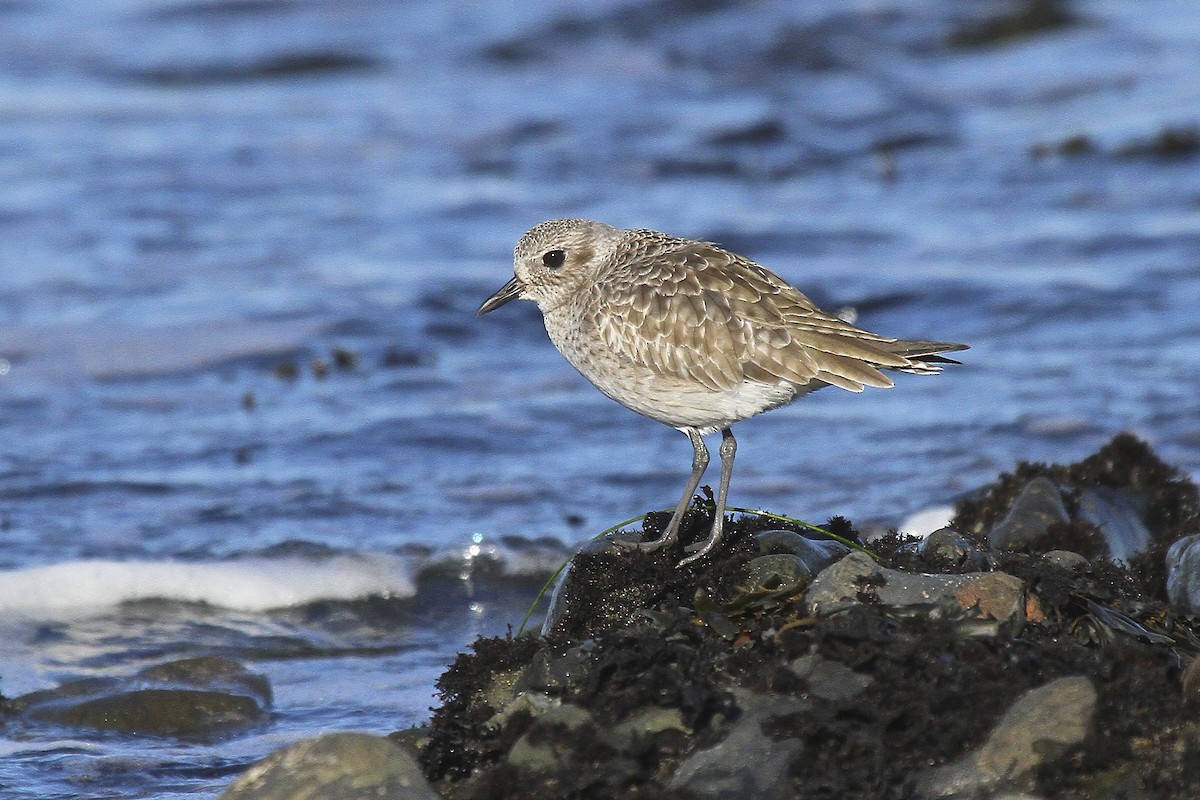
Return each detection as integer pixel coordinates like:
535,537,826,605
624,427,708,553
679,427,735,567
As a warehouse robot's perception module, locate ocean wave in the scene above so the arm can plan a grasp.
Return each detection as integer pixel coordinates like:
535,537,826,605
0,554,417,619
0,536,573,621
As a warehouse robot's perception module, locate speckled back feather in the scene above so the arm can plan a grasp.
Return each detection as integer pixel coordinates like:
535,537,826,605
590,229,961,394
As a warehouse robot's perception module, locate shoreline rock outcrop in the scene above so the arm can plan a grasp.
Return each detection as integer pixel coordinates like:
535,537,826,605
221,433,1200,799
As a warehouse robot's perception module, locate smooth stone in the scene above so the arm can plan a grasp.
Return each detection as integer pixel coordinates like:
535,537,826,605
787,654,872,701
486,691,579,730
526,699,593,729
139,655,273,706
604,706,690,751
805,551,1028,632
921,527,992,569
669,689,804,800
753,529,812,555
1079,766,1151,799
506,701,685,772
508,731,564,773
921,527,968,561
915,676,1097,797
219,732,438,800
804,550,880,615
987,477,1069,550
12,676,117,705
1077,487,1152,565
753,529,850,573
953,573,1027,629
516,642,596,694
386,726,429,761
28,688,263,737
14,656,271,739
1044,549,1090,572
504,701,680,774
1165,533,1200,614
742,554,814,595
1181,656,1200,706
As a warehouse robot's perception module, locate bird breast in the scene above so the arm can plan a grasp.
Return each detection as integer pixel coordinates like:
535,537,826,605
540,300,800,433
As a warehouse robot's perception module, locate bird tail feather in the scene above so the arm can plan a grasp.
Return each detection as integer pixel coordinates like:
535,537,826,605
886,340,969,374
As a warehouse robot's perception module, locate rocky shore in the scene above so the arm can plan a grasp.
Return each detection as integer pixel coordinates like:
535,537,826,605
376,434,1198,800
12,434,1199,799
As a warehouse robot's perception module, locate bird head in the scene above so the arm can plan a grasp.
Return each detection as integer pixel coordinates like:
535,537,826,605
477,218,621,316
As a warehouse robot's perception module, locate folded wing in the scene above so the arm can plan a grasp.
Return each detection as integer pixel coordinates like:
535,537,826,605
592,233,953,394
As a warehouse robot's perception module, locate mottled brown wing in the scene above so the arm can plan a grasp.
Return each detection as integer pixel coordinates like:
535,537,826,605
592,233,911,393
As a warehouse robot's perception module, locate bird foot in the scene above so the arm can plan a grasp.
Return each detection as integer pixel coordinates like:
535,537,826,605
615,531,677,553
677,529,722,567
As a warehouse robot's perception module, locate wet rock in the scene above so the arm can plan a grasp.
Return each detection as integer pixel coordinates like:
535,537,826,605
482,689,556,728
753,528,849,572
916,676,1097,798
1182,656,1200,708
742,554,814,595
1044,549,1090,572
987,477,1070,550
14,656,270,739
140,655,272,705
506,701,596,773
387,726,430,761
219,732,438,800
423,436,1200,798
922,526,992,569
420,622,735,784
787,653,871,701
604,705,690,751
1077,487,1152,565
955,573,1027,629
922,527,968,560
1166,533,1200,615
515,641,596,695
956,432,1200,569
669,689,804,800
805,551,1028,633
803,550,877,614
497,692,691,775
510,695,593,732
505,732,560,774
1078,766,1153,800
29,688,262,738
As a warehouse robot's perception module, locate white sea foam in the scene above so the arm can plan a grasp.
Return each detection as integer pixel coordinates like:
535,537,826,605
898,505,956,539
0,554,417,620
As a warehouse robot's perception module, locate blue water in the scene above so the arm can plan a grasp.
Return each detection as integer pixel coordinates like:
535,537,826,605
2,0,1200,796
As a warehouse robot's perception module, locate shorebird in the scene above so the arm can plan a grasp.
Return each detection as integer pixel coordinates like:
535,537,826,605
478,218,967,566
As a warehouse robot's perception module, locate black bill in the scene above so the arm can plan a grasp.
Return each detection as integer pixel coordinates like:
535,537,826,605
477,276,525,316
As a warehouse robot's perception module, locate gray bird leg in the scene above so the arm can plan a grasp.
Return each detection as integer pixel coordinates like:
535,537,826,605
679,427,735,566
625,427,709,552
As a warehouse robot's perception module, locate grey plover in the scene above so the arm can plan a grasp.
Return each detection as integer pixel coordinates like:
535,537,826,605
478,218,967,567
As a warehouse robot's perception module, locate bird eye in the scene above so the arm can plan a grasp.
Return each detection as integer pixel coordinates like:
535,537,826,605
542,249,566,269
